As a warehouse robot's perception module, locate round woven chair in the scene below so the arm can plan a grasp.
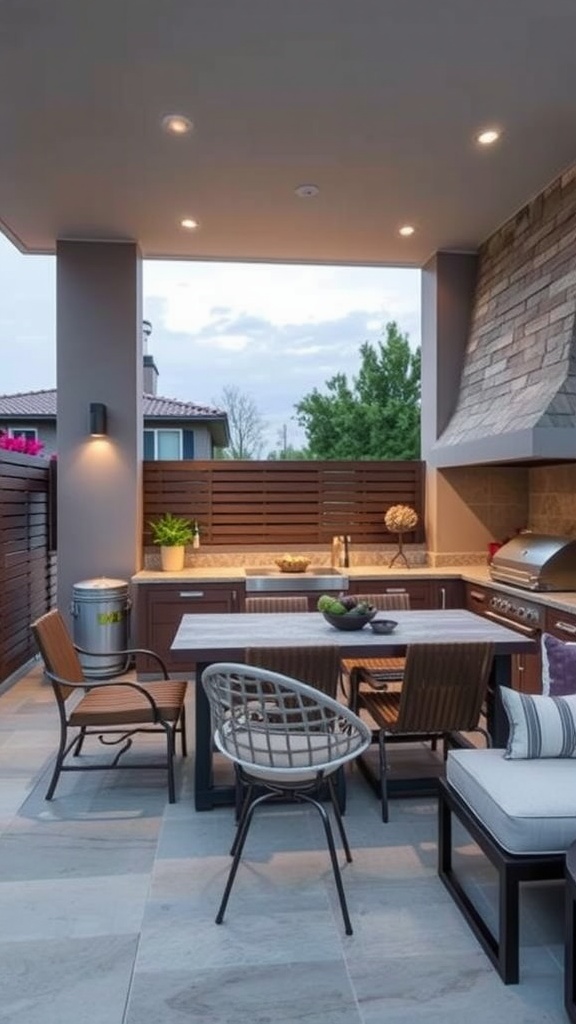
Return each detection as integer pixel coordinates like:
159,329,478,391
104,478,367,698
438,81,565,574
201,662,371,935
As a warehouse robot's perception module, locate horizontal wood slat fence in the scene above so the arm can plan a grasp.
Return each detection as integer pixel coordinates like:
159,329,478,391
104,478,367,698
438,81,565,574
0,452,56,682
144,460,425,547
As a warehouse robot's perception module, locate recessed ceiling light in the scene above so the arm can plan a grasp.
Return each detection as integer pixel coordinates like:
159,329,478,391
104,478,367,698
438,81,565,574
476,128,500,146
162,114,193,135
399,225,415,237
181,218,199,230
295,184,320,198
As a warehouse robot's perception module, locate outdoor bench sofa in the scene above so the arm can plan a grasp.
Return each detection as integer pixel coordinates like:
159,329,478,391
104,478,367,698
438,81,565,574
438,747,576,985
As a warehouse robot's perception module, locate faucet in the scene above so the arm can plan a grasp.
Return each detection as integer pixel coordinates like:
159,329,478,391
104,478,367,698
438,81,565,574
331,535,351,568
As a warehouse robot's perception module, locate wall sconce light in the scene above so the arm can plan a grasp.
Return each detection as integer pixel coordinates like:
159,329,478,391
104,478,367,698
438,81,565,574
89,402,107,436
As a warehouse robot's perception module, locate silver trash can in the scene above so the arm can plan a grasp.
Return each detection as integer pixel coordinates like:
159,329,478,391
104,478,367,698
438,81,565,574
71,577,131,678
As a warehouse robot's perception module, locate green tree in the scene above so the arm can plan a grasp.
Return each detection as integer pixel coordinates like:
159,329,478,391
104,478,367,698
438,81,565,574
295,322,421,459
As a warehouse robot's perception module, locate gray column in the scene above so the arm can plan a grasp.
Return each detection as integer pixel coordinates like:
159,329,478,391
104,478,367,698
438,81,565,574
421,251,478,561
56,241,142,616
421,250,477,462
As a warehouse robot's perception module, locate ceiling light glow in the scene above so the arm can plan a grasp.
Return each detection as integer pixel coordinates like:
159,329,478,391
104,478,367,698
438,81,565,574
399,225,415,237
162,114,193,135
295,184,320,198
477,128,500,146
181,218,199,230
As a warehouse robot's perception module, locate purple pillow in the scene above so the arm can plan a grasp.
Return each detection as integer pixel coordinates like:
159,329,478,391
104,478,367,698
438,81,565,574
541,633,576,696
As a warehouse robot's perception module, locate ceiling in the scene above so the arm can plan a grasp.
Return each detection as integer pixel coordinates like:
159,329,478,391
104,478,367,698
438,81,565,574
2,0,576,268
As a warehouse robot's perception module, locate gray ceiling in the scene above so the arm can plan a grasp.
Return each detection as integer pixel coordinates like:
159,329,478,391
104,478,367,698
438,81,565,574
2,0,576,267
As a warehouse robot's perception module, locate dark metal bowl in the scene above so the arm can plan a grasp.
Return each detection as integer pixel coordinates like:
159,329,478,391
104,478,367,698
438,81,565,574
369,618,398,634
322,609,377,631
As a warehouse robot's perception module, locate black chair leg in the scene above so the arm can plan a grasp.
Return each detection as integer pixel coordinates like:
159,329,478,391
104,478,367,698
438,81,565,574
379,730,389,823
73,727,86,756
301,792,353,936
46,727,68,800
216,790,273,924
179,706,188,757
163,723,176,803
231,778,254,857
327,775,352,862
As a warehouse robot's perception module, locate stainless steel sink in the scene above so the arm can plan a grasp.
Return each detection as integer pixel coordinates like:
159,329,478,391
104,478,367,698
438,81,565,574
244,567,348,593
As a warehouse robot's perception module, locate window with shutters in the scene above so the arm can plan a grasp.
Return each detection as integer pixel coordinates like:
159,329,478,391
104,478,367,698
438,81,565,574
143,429,183,460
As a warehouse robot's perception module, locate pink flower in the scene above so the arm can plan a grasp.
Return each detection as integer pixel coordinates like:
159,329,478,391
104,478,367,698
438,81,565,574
0,431,45,456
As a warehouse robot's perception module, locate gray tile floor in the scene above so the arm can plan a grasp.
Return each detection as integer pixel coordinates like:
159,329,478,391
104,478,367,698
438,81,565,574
0,661,569,1023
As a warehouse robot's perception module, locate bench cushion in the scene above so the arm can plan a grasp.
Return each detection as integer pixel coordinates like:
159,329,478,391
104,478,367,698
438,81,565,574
447,748,576,855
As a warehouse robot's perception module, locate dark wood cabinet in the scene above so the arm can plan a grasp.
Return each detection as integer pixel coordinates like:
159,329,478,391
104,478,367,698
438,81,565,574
544,606,576,641
430,578,464,609
135,582,244,673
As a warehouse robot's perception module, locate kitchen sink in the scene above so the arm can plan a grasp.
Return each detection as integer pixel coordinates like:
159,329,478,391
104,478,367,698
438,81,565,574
244,567,348,593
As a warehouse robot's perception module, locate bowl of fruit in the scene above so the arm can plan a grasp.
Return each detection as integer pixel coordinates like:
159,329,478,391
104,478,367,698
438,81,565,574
317,594,377,631
275,555,311,573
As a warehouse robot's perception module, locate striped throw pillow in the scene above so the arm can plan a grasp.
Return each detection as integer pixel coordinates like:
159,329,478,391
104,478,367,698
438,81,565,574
501,687,576,759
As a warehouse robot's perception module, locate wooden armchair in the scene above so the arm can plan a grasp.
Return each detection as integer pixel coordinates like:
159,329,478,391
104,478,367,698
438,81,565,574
342,592,411,703
356,641,494,821
31,609,188,803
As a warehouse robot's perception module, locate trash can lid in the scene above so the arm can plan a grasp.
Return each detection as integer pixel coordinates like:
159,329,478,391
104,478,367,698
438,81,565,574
73,577,128,591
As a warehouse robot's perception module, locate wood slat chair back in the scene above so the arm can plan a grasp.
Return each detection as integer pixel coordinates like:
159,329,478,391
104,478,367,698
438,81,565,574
246,645,341,699
245,596,309,613
31,608,84,698
391,641,493,733
359,641,494,821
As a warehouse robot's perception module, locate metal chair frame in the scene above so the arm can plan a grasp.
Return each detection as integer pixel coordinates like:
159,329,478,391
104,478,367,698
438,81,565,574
31,610,188,803
201,661,371,935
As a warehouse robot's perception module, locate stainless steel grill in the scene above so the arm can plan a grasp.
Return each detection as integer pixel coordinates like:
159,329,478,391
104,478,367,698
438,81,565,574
489,533,576,591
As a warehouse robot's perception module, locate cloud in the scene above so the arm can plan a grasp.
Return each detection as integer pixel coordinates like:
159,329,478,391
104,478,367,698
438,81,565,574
0,237,421,452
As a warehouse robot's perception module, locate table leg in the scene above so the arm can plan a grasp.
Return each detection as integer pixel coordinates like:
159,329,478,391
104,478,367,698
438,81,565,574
195,661,237,811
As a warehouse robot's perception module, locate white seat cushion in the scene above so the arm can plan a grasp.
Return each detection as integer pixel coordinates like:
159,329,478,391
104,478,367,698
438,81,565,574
447,748,576,855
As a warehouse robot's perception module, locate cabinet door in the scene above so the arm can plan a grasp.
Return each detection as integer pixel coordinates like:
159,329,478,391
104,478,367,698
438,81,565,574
135,584,242,673
431,579,464,609
349,579,431,609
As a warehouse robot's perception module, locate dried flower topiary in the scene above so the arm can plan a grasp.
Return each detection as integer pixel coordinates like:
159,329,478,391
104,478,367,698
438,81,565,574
384,504,418,533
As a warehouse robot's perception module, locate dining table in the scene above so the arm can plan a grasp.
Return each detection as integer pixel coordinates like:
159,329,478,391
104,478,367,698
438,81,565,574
170,609,536,810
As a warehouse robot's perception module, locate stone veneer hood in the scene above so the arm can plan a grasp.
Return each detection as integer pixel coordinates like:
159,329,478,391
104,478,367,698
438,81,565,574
432,165,576,467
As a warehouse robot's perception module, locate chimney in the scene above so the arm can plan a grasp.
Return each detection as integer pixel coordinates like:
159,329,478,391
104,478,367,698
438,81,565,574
143,354,159,396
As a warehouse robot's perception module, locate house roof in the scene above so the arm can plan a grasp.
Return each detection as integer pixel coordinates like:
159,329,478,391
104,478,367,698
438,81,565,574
1,2,576,267
0,389,230,447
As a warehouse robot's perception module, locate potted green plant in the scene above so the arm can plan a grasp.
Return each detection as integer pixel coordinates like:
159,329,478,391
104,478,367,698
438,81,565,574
149,512,194,571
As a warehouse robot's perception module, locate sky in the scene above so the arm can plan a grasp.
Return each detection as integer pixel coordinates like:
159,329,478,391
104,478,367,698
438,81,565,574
0,233,421,451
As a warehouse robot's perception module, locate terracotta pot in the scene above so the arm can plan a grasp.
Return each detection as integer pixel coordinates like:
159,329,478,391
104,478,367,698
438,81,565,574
160,546,185,571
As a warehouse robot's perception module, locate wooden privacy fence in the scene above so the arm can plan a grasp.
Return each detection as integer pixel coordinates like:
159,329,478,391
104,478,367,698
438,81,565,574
0,452,56,682
144,460,425,546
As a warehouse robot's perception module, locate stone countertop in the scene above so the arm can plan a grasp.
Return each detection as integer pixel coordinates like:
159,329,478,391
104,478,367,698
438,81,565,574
131,564,472,585
130,564,576,615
